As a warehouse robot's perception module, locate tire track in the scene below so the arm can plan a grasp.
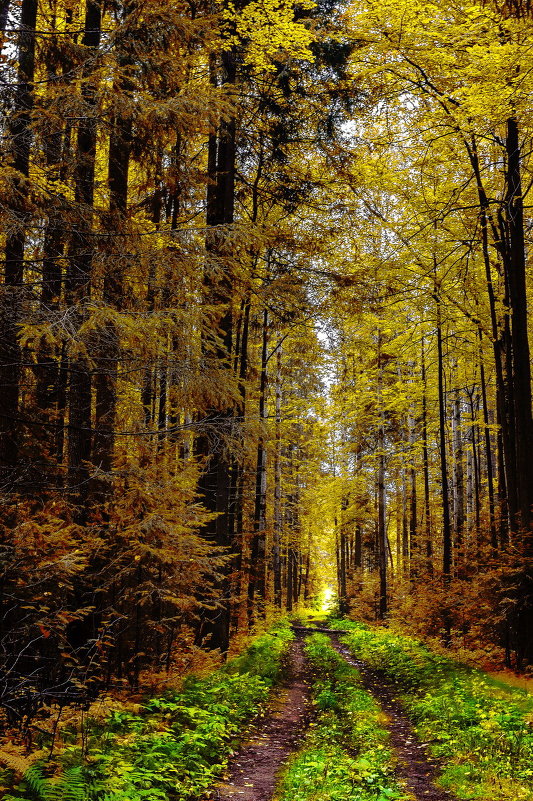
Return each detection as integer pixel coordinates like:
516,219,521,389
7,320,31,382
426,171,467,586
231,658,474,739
209,635,313,801
295,626,457,801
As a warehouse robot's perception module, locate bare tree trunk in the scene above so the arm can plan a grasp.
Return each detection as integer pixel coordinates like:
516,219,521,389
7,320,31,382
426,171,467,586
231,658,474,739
339,496,349,614
398,475,406,576
469,136,513,538
468,390,481,556
286,542,293,612
408,410,417,575
33,10,75,489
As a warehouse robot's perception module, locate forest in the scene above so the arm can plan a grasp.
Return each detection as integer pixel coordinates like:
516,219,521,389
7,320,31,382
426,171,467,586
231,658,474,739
2,0,533,798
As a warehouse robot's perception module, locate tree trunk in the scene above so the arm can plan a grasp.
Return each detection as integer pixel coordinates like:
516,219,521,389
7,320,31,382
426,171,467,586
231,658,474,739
377,333,387,619
195,49,237,651
421,340,433,568
0,0,9,34
339,496,349,614
248,307,269,620
0,0,38,488
66,0,102,509
92,11,133,502
272,344,283,607
469,136,514,538
452,387,464,561
35,118,67,486
478,329,497,550
435,287,452,645
504,117,533,537
408,410,417,575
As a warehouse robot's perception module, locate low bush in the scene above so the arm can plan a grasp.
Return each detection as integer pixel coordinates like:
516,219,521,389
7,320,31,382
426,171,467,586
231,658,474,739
1,620,294,801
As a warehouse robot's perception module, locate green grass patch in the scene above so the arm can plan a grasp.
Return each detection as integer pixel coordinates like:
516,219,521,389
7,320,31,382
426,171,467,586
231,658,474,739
335,620,533,801
2,620,294,801
275,633,407,801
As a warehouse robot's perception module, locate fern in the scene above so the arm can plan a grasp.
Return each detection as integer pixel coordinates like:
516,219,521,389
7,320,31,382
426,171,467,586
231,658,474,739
0,748,47,778
14,762,89,801
22,763,49,800
46,766,88,801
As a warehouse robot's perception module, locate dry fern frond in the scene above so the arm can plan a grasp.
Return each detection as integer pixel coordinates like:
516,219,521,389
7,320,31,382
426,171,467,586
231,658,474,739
0,747,47,778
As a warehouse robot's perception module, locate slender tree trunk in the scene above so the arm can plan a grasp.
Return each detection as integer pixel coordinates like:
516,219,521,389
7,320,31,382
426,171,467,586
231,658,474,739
303,547,311,601
0,0,38,488
399,474,406,576
33,11,75,488
286,541,293,612
0,0,9,34
435,287,452,645
468,391,481,555
452,386,465,562
421,340,433,569
478,329,497,550
248,307,268,620
66,0,102,509
339,496,349,614
469,136,514,537
377,333,387,619
273,344,283,607
92,11,133,501
230,297,250,633
35,109,67,485
408,410,417,575
141,163,164,450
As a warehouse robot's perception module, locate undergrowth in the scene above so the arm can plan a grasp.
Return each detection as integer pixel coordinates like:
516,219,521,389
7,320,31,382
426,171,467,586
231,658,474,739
334,620,533,801
0,620,294,801
274,633,407,801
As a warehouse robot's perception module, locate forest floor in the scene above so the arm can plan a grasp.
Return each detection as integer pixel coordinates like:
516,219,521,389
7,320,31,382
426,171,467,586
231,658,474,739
330,635,456,801
208,625,458,801
209,635,313,801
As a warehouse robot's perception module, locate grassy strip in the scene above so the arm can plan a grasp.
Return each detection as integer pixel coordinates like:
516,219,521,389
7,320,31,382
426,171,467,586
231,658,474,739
333,620,533,801
2,620,294,801
274,633,407,801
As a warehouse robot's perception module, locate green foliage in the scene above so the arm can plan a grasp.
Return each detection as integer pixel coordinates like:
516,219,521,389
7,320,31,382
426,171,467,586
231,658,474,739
5,623,293,801
275,634,406,801
340,622,533,800
3,764,88,801
222,619,295,684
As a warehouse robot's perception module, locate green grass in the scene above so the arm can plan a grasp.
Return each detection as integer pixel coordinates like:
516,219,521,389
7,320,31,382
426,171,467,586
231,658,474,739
274,633,407,801
334,620,533,801
2,619,294,801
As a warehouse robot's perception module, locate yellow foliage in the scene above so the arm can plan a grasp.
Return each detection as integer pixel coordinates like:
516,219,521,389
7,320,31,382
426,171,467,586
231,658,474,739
220,0,316,72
